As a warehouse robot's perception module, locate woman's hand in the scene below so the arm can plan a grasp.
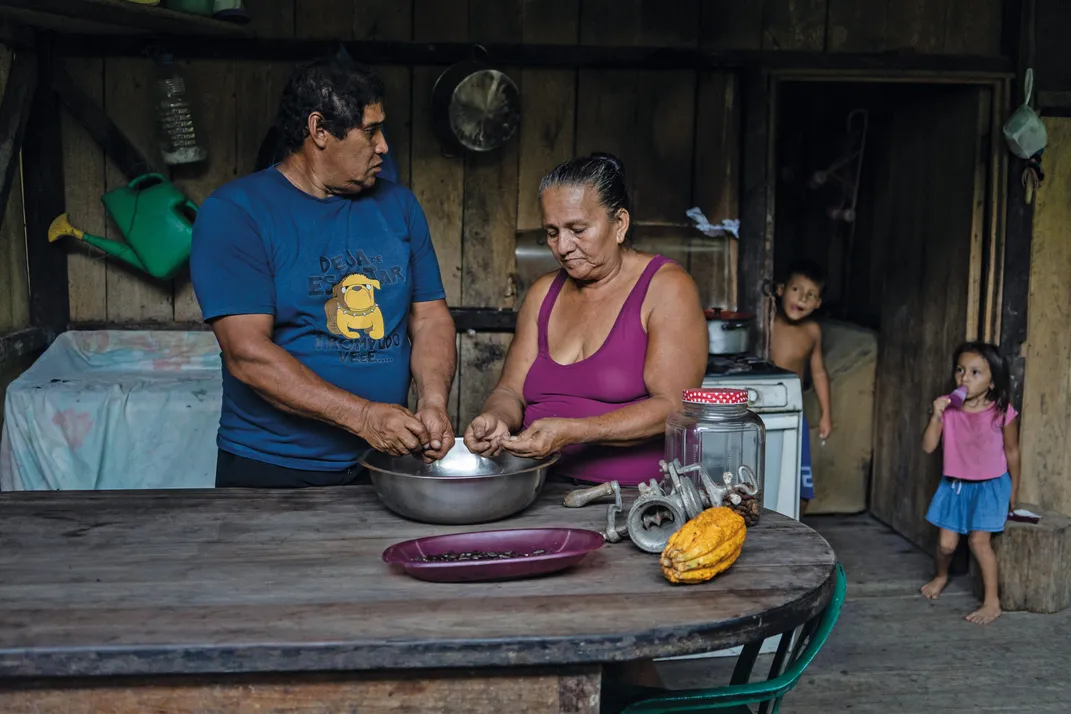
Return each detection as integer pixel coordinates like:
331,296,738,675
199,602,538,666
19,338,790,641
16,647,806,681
464,413,512,457
501,418,575,459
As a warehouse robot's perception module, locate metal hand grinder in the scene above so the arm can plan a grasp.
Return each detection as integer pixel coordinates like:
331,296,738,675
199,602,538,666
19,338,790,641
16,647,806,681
562,459,758,553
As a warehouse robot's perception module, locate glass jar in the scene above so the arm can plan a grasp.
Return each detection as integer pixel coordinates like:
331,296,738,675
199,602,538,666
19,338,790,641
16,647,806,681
665,388,766,522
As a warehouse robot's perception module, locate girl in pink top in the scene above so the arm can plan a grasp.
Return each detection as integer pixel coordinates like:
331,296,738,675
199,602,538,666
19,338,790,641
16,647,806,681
920,342,1021,625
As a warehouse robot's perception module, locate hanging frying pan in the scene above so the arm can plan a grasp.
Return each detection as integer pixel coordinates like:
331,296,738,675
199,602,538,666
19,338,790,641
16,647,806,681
431,48,521,154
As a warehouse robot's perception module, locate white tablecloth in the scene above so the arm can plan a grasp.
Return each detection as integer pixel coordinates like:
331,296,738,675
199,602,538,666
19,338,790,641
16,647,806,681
1,330,222,491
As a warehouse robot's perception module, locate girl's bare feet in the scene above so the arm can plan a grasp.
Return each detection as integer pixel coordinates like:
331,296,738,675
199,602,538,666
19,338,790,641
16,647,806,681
925,529,958,601
966,531,1001,624
921,575,948,600
966,601,1002,625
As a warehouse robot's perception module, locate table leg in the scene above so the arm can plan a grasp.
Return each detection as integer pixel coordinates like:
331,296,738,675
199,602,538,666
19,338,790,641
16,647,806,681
0,666,602,714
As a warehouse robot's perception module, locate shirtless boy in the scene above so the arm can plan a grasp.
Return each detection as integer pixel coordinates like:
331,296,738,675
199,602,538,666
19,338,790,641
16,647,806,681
770,260,832,515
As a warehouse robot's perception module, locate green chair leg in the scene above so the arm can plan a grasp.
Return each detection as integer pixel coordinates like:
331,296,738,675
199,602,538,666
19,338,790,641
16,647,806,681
620,562,847,714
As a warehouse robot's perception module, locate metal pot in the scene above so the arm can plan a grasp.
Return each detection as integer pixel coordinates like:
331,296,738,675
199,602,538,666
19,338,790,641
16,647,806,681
704,308,755,355
360,442,558,525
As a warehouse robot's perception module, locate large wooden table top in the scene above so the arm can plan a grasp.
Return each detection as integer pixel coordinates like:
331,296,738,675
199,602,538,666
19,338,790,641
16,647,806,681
0,483,836,679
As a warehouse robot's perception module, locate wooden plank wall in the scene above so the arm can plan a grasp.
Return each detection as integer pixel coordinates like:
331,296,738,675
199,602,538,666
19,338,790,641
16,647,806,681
56,0,1005,430
0,43,28,335
1021,118,1071,515
0,43,31,426
870,87,987,551
826,0,1003,55
1035,0,1071,91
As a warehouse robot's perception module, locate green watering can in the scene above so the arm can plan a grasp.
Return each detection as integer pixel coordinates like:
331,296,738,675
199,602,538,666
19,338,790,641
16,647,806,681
49,173,199,280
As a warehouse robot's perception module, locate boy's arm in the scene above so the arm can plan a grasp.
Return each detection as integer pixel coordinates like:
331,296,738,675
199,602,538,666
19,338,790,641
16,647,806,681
809,324,832,439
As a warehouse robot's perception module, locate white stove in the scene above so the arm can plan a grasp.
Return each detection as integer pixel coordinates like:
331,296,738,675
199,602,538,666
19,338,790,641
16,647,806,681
701,354,803,521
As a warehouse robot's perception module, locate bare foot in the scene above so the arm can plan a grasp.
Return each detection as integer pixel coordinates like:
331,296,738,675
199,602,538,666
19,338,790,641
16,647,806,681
921,575,948,600
966,601,1002,625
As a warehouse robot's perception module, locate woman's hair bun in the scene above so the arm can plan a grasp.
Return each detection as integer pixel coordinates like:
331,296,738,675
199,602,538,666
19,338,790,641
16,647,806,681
589,152,625,178
538,151,631,215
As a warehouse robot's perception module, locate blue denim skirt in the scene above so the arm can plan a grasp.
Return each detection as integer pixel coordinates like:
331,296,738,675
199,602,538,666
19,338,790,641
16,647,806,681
925,473,1011,534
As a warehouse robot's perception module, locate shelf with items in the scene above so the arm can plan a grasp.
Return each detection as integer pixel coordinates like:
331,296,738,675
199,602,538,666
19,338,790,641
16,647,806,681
0,0,250,37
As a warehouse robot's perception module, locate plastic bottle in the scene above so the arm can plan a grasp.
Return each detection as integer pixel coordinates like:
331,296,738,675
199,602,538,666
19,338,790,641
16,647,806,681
948,385,968,409
153,53,207,166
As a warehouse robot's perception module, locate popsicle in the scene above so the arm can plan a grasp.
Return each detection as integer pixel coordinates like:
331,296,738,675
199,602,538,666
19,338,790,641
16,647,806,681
948,384,968,408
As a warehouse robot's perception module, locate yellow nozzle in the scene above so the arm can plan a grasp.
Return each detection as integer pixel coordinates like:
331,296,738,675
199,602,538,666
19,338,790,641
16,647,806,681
48,213,84,243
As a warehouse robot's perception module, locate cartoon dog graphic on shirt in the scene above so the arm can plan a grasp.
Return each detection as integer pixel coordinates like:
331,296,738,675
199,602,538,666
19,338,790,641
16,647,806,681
325,273,385,340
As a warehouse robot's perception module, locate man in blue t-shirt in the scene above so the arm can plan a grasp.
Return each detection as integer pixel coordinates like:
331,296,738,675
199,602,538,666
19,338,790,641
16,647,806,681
190,57,457,488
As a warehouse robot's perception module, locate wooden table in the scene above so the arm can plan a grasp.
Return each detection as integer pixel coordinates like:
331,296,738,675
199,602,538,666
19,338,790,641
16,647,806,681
0,483,836,713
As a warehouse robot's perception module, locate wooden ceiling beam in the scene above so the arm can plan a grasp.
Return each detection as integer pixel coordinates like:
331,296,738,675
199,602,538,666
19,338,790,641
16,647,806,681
52,36,1015,76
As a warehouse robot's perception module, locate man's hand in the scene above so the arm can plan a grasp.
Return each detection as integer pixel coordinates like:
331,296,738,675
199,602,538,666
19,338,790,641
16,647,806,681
501,418,574,460
819,415,832,440
415,404,455,463
355,402,429,456
464,413,512,457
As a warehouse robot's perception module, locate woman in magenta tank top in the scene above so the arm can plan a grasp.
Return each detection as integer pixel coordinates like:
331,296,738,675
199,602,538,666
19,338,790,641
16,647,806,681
462,153,709,486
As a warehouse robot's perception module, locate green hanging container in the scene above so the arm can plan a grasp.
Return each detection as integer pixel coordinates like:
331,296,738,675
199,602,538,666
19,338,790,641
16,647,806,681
99,173,198,280
49,173,198,281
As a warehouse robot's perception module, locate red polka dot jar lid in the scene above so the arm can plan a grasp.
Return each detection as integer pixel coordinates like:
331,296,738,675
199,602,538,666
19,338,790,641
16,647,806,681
682,388,748,405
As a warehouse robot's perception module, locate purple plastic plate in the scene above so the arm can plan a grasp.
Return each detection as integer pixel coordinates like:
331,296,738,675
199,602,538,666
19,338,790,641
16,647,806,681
382,528,604,583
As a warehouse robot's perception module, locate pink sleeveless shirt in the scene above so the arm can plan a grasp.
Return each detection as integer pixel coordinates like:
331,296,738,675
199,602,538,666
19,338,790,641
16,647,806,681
521,255,672,486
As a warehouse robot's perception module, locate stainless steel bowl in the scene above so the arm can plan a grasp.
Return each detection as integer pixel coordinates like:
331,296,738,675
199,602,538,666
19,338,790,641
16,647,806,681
360,442,559,525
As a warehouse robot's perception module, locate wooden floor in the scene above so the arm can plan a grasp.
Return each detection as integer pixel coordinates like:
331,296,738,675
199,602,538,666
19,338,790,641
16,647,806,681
654,514,1071,713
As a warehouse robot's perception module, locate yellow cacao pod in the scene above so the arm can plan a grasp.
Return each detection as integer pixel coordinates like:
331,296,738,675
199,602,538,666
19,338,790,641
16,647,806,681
661,506,746,584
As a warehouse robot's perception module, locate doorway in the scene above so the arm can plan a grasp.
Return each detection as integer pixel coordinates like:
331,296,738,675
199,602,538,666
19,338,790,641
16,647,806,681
769,77,1008,552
